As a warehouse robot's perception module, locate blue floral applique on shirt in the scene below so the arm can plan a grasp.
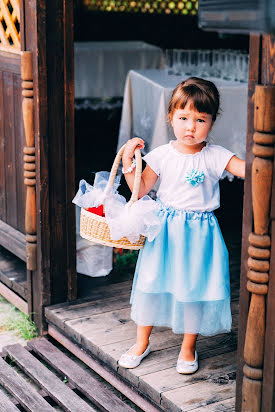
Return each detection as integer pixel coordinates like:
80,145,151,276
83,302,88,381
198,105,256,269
185,170,205,187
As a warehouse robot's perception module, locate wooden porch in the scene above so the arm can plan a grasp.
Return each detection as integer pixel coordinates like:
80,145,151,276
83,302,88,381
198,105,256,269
45,220,241,412
45,280,238,412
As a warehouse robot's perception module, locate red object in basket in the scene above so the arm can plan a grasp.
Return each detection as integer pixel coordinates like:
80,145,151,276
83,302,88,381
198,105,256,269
87,204,105,217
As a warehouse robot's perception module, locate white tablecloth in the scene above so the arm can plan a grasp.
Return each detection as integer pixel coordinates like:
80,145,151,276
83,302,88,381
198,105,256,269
74,42,164,98
118,70,248,160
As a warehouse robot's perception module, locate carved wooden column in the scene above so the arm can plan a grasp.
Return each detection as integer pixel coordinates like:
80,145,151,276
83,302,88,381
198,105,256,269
242,86,275,411
21,51,36,271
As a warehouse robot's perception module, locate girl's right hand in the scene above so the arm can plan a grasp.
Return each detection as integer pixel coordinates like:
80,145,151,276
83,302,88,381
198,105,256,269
123,138,145,160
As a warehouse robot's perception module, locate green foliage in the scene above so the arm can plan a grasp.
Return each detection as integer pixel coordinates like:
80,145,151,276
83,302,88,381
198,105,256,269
0,297,38,340
115,250,138,268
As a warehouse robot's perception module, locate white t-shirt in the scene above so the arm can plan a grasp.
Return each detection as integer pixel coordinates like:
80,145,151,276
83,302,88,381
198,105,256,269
143,142,235,212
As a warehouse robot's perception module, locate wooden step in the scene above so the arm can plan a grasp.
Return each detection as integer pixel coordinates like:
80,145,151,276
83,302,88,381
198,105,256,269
28,337,134,412
0,355,55,412
1,340,138,412
4,343,96,412
0,387,24,412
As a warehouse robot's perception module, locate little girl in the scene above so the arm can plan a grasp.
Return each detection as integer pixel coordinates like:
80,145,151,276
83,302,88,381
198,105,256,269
119,77,245,374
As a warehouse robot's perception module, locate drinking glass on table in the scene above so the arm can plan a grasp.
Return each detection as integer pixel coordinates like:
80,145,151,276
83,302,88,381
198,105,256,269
219,50,230,80
210,50,222,78
225,51,238,81
238,53,249,82
198,49,211,77
172,49,182,75
178,50,189,76
187,50,199,76
164,49,174,75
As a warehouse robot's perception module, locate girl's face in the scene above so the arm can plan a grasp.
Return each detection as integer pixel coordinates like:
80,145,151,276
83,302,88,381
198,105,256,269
171,101,213,147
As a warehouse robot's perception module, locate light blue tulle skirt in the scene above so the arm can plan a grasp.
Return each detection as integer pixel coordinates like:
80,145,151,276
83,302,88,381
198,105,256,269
130,201,232,336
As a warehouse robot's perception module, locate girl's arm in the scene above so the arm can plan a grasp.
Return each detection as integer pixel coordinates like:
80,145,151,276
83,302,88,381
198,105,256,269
225,155,245,179
122,138,158,198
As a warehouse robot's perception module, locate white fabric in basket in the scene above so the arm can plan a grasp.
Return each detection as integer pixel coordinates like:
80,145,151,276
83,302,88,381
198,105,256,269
72,171,125,209
72,171,161,244
105,195,161,243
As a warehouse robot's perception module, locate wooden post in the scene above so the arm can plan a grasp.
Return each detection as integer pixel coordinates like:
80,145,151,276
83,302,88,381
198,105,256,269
22,0,76,333
236,35,261,411
261,34,275,412
241,86,275,410
21,51,36,272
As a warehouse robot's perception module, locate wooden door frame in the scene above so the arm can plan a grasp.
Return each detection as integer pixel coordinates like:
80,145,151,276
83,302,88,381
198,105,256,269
21,2,275,407
23,0,76,333
0,0,27,310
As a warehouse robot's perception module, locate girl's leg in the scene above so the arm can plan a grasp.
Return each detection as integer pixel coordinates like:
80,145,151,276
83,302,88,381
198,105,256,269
128,325,153,356
179,333,198,361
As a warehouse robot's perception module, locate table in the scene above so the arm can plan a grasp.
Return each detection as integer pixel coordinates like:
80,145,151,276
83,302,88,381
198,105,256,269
74,42,164,98
118,69,248,160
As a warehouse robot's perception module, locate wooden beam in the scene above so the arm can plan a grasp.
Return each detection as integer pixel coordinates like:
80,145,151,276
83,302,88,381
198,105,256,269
0,219,26,262
63,0,77,301
0,281,28,314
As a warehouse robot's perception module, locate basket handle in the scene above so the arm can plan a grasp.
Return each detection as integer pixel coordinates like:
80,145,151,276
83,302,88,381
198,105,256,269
105,144,142,206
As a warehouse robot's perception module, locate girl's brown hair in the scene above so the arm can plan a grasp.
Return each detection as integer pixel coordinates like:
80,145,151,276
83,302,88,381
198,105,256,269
167,77,220,122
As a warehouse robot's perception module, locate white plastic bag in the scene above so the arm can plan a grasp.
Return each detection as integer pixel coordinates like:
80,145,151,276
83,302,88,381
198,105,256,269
75,206,112,277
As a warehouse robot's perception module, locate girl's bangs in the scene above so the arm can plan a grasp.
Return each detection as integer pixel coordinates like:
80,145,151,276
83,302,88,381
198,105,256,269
176,88,214,117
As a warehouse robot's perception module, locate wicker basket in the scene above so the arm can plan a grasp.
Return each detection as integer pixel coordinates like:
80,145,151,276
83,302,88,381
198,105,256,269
80,144,146,250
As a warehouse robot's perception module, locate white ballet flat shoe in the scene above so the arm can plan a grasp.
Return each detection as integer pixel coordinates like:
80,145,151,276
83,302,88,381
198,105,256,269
118,343,151,369
176,350,199,374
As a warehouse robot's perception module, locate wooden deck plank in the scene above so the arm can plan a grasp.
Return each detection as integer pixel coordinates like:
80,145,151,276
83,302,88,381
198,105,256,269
4,344,96,412
0,270,27,299
45,280,132,311
45,292,131,327
116,332,237,388
0,387,20,412
101,329,182,372
138,351,236,405
161,379,236,412
0,356,55,412
192,397,235,411
0,245,27,299
46,295,239,329
65,306,132,331
58,302,237,349
27,337,135,412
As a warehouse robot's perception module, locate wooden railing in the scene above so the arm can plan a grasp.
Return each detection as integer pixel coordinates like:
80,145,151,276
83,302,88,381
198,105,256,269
0,0,20,51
